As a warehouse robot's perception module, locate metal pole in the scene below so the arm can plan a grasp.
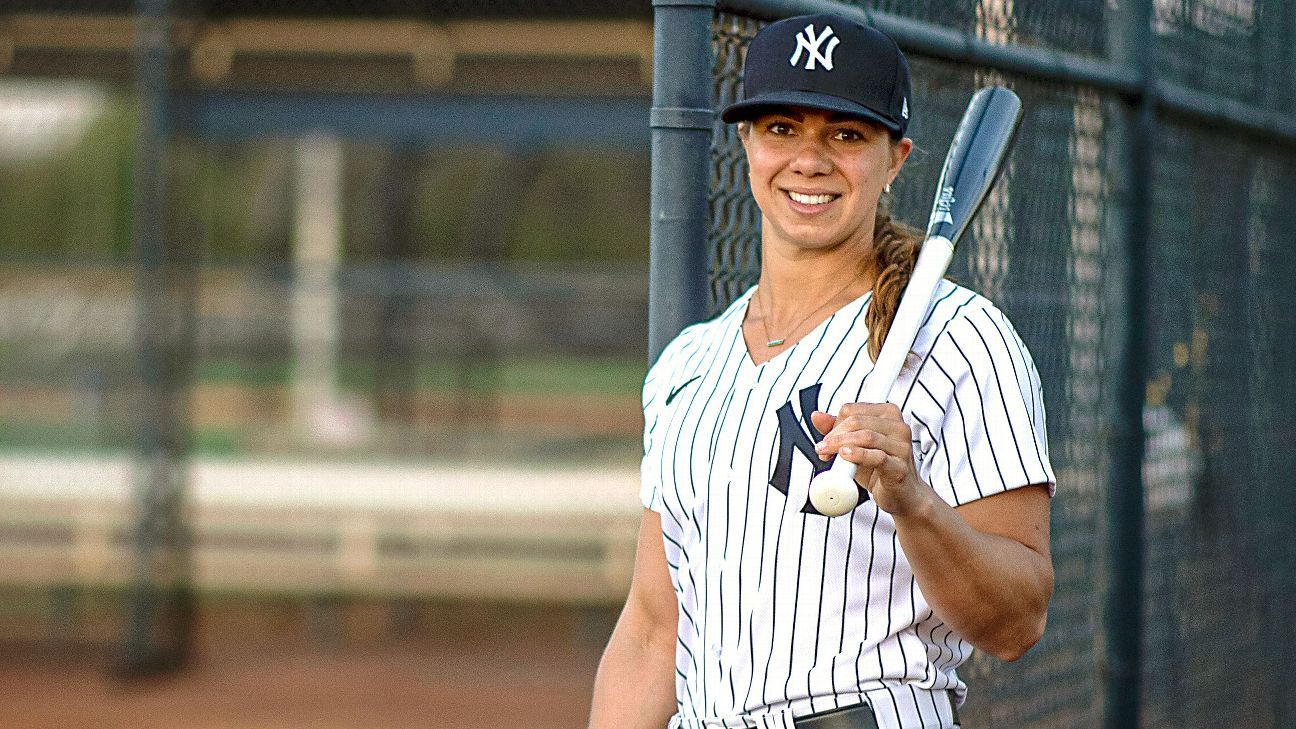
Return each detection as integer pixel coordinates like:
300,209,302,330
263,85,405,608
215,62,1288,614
124,0,193,675
1104,0,1153,725
648,0,715,362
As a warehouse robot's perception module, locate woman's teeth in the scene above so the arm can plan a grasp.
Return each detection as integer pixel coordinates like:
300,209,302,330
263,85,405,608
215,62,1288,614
788,191,837,205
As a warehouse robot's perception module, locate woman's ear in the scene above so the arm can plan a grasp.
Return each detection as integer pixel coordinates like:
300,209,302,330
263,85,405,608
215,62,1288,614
890,137,914,179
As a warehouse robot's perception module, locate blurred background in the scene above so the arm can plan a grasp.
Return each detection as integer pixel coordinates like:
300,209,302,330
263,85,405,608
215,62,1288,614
0,1,650,727
3,1,1296,728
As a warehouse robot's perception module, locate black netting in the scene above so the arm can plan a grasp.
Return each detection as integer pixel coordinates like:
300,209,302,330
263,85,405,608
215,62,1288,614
1153,0,1288,112
1134,122,1296,728
862,0,1107,57
710,14,764,310
709,2,1296,725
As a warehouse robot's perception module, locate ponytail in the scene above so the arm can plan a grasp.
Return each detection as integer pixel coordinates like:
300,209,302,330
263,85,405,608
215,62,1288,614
864,198,924,361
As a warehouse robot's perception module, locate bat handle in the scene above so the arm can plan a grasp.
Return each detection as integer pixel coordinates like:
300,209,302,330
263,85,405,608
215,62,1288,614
809,458,862,516
807,236,955,517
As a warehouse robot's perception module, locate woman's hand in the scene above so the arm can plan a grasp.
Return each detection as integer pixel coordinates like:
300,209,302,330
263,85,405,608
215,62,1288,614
810,403,932,517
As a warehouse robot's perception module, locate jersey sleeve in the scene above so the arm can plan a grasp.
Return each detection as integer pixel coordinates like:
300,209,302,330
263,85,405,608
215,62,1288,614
910,305,1056,507
639,327,696,513
639,352,669,514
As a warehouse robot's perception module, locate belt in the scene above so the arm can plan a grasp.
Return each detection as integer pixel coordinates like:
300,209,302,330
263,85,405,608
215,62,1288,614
794,703,878,729
792,692,960,728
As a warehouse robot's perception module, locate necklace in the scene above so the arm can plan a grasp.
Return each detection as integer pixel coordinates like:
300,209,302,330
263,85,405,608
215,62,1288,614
755,273,864,347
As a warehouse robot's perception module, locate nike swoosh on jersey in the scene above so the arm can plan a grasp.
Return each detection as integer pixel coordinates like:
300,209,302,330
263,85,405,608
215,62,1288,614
665,375,703,405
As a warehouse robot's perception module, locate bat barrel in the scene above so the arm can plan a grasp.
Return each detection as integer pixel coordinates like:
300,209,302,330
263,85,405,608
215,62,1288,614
925,87,1023,244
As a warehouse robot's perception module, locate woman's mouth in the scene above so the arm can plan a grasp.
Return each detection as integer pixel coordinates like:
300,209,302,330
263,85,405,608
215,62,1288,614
786,190,840,206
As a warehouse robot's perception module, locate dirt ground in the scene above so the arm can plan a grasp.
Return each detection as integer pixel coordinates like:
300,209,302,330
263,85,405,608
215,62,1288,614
0,599,615,729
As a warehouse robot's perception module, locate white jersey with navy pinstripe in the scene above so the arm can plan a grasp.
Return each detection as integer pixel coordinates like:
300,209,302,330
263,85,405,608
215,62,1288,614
639,279,1056,729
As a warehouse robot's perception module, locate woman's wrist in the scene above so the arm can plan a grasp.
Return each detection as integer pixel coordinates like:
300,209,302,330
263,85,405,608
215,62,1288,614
887,475,941,522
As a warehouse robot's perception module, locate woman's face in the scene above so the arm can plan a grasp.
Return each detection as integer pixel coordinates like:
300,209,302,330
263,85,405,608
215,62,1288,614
741,106,912,256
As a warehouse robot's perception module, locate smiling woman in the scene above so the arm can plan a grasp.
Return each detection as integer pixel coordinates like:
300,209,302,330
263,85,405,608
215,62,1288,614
737,109,915,358
739,110,907,257
591,13,1055,729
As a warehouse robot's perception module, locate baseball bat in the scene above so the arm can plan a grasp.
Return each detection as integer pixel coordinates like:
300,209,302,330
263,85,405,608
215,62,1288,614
808,86,1024,517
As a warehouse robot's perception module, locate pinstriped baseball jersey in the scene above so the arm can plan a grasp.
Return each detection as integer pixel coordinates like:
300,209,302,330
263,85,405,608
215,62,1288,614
640,279,1055,729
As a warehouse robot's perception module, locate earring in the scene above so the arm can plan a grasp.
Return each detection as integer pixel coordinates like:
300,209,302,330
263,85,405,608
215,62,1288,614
884,182,892,194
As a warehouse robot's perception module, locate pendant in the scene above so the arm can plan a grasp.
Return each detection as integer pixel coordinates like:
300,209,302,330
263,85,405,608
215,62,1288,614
766,338,784,347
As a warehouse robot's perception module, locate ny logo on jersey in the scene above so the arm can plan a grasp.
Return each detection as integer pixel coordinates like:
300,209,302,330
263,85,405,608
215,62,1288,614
770,383,869,515
788,24,840,71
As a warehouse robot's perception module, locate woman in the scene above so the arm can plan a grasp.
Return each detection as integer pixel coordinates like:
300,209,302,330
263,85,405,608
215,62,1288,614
590,14,1054,729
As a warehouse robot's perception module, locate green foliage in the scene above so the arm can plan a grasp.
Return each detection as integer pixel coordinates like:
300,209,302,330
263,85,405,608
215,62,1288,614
345,145,650,264
171,137,296,263
0,90,134,261
0,90,649,266
507,149,649,263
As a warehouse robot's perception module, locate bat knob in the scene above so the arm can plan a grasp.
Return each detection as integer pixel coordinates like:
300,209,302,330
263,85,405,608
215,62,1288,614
809,471,859,517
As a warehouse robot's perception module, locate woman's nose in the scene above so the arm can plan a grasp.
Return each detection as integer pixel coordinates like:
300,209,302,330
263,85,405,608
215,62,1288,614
789,138,833,176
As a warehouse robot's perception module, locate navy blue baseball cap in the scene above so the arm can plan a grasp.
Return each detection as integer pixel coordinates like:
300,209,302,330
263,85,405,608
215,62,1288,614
721,13,912,137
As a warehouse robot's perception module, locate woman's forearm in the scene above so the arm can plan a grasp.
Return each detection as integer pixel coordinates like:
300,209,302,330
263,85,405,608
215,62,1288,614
591,510,680,728
588,609,678,729
892,485,1053,661
810,405,1054,661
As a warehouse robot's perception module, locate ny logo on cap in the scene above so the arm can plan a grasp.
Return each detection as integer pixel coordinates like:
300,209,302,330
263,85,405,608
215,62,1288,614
789,24,840,71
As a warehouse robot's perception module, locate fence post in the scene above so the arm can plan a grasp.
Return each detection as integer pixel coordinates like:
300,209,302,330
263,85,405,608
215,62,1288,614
649,0,716,362
124,0,194,675
1104,0,1153,725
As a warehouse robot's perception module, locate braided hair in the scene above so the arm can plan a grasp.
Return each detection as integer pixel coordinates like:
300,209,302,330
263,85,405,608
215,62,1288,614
863,196,924,361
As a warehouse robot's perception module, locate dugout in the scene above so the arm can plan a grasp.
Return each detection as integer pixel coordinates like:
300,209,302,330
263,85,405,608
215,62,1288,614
0,0,655,677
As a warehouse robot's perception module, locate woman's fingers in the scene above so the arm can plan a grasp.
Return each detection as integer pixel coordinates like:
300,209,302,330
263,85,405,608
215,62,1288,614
809,410,837,436
811,404,928,516
813,417,909,459
811,404,914,495
823,440,904,477
832,440,887,463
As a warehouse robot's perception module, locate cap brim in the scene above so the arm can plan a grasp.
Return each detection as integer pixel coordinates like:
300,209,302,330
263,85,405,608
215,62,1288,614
720,90,903,135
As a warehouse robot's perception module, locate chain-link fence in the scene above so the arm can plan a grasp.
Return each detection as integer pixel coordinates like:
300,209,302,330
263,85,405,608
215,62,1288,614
677,0,1296,726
